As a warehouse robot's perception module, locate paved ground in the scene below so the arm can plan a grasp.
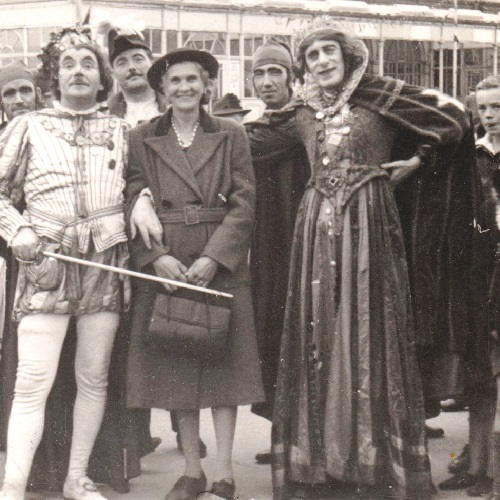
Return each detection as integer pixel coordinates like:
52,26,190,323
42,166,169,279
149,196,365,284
0,406,476,499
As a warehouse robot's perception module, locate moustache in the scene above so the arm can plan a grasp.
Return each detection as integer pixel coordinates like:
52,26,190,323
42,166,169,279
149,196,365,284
127,72,143,79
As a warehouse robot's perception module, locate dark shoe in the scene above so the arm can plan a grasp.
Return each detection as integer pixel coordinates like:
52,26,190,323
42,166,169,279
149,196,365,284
165,472,207,500
255,449,272,464
466,475,493,496
176,433,207,459
211,479,235,500
439,472,477,490
448,444,470,474
425,425,444,438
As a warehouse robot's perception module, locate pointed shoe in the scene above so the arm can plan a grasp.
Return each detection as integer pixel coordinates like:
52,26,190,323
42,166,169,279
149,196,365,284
63,476,107,499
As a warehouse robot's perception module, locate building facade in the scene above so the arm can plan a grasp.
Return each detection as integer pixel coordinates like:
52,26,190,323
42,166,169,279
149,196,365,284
1,0,500,116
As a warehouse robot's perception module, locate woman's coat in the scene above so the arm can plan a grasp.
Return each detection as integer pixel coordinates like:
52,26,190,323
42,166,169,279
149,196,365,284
125,109,264,410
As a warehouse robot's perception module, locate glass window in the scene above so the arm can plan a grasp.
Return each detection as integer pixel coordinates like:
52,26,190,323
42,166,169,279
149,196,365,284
243,34,264,57
244,59,253,98
229,33,239,56
167,30,178,51
183,32,226,56
27,28,41,53
151,29,162,54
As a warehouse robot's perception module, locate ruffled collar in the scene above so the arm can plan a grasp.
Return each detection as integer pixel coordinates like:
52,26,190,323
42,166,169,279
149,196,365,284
52,100,105,117
294,37,369,117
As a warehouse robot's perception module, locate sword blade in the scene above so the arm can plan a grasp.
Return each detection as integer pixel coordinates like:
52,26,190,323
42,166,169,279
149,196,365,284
41,250,233,298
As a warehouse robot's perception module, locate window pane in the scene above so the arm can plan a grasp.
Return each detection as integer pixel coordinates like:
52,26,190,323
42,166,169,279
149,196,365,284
152,29,162,54
167,30,178,51
230,34,239,56
27,28,41,53
244,59,254,98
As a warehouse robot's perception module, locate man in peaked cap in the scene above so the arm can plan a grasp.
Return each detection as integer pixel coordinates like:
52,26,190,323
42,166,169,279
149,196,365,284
108,31,166,127
246,42,311,465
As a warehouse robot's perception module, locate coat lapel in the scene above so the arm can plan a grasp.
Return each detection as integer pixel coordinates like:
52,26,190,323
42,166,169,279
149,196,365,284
185,131,228,175
144,133,205,201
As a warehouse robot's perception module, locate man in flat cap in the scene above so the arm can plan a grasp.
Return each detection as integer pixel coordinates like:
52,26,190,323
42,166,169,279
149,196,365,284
0,61,42,131
247,43,310,464
107,32,166,126
0,63,43,429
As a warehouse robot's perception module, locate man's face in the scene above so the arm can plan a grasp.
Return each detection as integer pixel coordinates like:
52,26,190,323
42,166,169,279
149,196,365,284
1,79,37,120
113,48,152,94
58,47,103,110
477,87,500,139
304,40,345,93
253,64,289,110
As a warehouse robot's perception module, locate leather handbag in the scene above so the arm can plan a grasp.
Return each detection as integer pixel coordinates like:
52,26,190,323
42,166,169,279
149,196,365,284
145,288,233,360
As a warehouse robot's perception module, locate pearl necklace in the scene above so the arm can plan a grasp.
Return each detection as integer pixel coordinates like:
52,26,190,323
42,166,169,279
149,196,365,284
172,119,200,149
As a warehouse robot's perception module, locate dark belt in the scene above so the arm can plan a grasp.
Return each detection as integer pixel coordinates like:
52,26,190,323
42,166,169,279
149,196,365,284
158,206,228,225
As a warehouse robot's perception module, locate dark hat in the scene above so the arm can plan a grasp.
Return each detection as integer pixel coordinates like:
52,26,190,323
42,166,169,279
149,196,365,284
148,48,219,93
108,32,150,64
252,43,292,72
0,61,34,92
212,93,251,117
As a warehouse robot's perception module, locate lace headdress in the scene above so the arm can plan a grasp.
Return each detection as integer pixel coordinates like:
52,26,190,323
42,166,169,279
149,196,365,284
293,16,369,117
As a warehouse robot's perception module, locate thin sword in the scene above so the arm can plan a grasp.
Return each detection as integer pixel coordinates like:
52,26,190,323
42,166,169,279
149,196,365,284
41,250,233,298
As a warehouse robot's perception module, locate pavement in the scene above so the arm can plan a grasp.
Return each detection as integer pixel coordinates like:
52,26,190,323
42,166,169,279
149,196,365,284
0,406,478,499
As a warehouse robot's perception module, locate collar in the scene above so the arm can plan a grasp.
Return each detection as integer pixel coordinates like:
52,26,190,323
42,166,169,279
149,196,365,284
52,100,104,117
476,134,499,155
154,107,217,137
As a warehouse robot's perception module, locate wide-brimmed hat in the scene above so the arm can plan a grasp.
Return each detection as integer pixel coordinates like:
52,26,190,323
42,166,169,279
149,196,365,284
148,48,219,92
212,93,251,117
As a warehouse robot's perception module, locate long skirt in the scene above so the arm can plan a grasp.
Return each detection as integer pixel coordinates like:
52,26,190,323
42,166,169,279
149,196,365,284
272,178,431,499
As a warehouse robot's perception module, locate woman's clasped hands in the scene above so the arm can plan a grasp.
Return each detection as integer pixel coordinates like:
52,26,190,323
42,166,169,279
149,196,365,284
153,254,218,293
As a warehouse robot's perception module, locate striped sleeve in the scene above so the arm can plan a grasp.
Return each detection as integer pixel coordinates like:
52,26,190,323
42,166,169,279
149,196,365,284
0,115,32,244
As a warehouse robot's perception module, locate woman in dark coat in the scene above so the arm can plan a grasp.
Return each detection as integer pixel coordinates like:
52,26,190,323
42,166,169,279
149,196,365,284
125,48,264,500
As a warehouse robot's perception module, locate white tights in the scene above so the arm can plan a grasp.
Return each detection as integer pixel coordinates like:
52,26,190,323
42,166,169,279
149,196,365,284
2,312,118,495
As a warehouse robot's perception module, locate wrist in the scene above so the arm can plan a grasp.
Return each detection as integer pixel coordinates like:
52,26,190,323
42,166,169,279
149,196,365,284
138,188,155,208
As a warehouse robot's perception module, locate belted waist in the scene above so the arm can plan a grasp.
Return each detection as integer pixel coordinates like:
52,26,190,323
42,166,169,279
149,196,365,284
308,165,389,206
28,205,123,227
25,204,127,253
158,206,228,225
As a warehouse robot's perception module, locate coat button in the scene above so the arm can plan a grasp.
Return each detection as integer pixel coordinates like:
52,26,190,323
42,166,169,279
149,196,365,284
161,199,170,207
108,159,116,169
316,111,325,120
322,156,330,166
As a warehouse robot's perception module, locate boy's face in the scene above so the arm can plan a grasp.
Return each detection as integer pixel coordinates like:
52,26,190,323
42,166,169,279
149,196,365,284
477,87,500,138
